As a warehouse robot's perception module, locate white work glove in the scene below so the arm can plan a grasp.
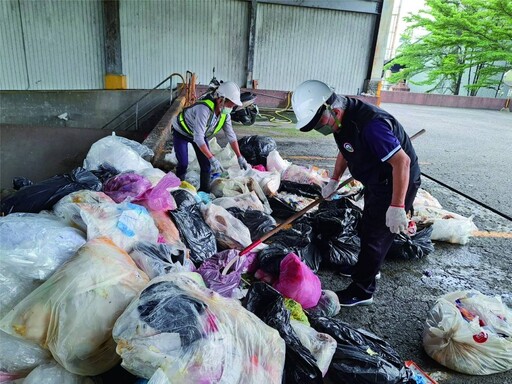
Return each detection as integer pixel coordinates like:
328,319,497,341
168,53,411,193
321,178,339,200
209,156,224,174
385,205,408,234
237,156,249,170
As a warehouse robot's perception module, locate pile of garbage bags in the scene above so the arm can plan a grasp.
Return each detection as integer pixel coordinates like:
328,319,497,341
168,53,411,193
0,132,482,383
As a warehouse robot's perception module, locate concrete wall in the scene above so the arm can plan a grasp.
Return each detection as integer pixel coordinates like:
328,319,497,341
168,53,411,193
381,91,507,110
0,125,144,191
0,90,171,129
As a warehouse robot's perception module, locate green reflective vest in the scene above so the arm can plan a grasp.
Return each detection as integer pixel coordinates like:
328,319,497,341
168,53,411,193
178,99,227,137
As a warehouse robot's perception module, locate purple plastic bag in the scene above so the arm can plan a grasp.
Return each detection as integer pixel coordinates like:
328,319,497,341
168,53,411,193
197,250,249,298
104,173,152,203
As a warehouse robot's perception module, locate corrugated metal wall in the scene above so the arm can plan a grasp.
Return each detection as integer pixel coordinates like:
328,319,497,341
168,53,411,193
1,0,376,92
0,0,104,90
254,3,376,94
1,1,28,90
120,0,249,89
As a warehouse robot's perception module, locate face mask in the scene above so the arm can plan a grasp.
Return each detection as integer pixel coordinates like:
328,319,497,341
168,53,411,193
314,109,340,136
315,124,335,136
222,107,233,114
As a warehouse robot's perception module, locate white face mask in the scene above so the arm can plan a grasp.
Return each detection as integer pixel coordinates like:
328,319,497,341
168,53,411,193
221,107,233,114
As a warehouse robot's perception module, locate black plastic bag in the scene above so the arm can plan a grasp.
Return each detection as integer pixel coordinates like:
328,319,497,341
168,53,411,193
171,189,197,209
387,225,434,260
170,204,217,264
311,205,362,267
268,195,299,220
308,316,415,384
244,283,323,384
226,207,276,241
257,244,291,276
12,177,33,190
0,167,102,215
261,220,322,273
91,163,120,184
238,135,277,166
279,181,322,199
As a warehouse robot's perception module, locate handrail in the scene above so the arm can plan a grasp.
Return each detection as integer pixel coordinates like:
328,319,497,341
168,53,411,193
101,72,186,130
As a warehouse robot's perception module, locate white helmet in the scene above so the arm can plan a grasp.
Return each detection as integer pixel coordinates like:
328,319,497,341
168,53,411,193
292,80,335,131
216,81,242,106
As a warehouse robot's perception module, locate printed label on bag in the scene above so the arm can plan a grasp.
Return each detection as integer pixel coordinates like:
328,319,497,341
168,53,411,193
473,331,488,343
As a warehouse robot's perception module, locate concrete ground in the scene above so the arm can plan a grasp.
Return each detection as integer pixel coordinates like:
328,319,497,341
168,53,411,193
227,103,512,384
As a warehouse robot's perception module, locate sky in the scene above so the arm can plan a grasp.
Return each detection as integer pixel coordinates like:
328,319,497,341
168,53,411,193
387,0,426,59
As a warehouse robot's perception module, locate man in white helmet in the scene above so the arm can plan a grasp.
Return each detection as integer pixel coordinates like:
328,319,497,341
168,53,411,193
172,81,250,191
292,80,421,306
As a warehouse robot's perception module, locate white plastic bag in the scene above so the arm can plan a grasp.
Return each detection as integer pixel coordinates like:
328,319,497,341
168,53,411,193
0,237,149,376
430,217,478,245
266,150,291,174
423,290,512,375
83,133,154,173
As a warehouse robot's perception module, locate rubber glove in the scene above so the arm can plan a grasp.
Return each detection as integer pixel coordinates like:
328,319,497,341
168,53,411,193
209,156,224,174
321,178,339,200
237,156,249,170
385,205,408,234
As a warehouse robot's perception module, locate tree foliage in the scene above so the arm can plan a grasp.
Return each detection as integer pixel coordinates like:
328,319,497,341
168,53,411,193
385,0,512,96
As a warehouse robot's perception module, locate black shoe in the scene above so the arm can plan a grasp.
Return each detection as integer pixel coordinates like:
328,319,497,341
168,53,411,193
336,288,374,307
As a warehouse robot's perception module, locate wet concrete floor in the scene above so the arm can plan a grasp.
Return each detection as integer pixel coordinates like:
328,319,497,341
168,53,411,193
227,103,512,383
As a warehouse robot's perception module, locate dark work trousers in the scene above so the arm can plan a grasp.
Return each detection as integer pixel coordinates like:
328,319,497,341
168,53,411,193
172,129,211,192
350,177,421,297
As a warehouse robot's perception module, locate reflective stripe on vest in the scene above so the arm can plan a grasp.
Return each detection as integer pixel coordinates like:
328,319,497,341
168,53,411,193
178,99,227,137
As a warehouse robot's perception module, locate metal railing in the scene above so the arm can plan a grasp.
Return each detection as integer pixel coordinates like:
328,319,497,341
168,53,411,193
101,73,186,131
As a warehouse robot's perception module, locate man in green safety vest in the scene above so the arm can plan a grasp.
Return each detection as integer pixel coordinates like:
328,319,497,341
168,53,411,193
172,81,249,192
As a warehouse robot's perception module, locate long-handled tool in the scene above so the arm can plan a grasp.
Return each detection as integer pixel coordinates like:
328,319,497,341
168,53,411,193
221,128,426,275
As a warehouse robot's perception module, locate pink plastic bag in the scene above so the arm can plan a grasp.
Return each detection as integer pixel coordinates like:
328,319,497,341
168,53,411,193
252,164,267,172
135,172,181,211
273,253,321,309
104,173,152,203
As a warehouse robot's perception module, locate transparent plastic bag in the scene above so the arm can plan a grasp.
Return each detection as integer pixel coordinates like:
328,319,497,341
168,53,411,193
53,190,115,231
201,203,252,250
0,330,51,377
113,273,285,383
290,320,337,377
0,213,86,317
23,361,95,384
212,191,266,213
0,237,149,376
129,241,193,279
80,201,159,252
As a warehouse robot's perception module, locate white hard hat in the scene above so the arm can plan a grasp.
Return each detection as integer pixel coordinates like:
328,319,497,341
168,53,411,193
292,80,335,131
216,81,242,106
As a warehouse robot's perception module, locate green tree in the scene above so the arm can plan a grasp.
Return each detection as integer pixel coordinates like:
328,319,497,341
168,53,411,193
386,0,512,96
